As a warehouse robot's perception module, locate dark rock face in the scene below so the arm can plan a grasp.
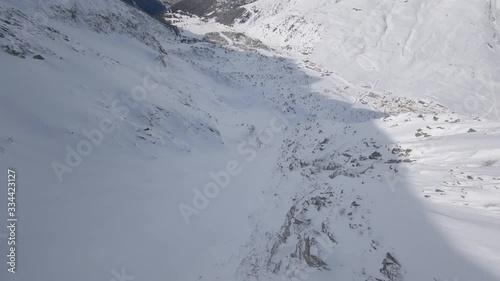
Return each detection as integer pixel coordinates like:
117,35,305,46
369,151,382,160
171,0,217,16
120,0,166,15
171,0,256,25
380,253,404,281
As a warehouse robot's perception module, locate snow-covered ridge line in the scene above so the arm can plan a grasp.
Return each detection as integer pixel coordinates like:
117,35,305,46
0,0,179,61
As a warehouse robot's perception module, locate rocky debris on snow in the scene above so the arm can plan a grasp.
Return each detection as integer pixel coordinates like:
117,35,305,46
369,151,382,160
380,253,404,281
203,31,270,51
415,128,431,137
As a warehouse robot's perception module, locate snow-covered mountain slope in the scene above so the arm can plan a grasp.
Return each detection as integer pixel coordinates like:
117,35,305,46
238,0,500,120
1,1,500,281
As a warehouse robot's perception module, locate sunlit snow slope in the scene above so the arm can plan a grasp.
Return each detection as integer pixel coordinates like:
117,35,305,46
239,0,500,119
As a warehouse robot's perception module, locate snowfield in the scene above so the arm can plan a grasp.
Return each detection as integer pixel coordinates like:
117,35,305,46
0,0,499,281
239,0,500,119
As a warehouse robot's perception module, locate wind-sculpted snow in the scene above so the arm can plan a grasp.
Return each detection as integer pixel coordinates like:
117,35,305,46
1,1,500,281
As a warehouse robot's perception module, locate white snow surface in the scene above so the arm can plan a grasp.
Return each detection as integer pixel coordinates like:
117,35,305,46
239,0,500,120
0,0,499,281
